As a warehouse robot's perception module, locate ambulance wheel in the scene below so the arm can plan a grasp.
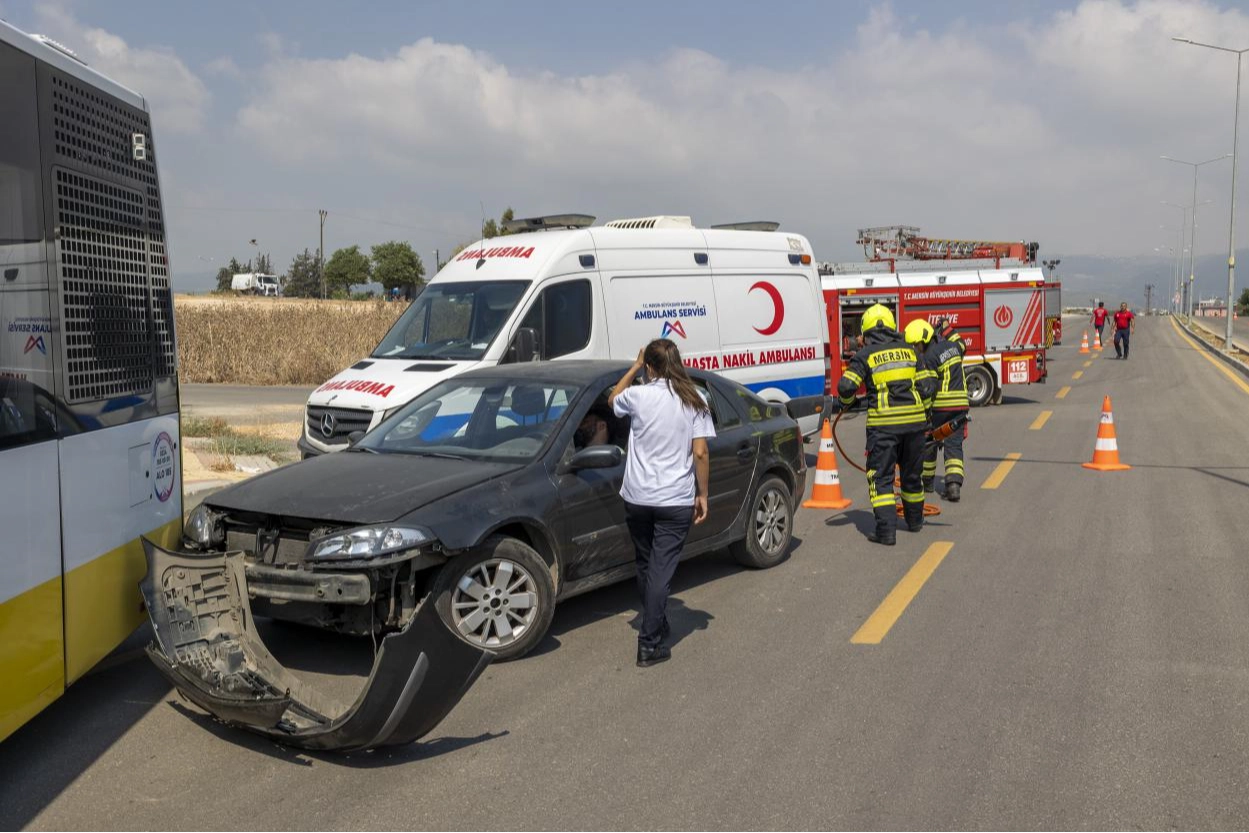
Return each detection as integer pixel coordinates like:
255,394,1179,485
730,476,793,569
965,366,995,408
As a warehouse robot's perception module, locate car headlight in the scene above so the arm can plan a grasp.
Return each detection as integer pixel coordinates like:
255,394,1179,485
308,525,434,559
185,503,225,548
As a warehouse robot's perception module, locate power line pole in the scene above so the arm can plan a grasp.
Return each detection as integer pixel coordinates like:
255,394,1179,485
318,209,328,299
1145,283,1154,315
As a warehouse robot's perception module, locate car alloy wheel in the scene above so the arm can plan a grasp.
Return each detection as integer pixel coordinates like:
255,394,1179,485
450,558,539,649
755,485,790,554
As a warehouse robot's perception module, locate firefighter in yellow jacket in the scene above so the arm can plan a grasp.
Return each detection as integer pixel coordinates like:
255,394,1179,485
906,317,969,502
836,304,936,546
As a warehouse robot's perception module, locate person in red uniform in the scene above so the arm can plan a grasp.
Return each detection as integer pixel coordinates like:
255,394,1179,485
1112,302,1136,359
1091,301,1109,344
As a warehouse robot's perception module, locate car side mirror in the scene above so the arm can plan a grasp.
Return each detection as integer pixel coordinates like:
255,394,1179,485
347,430,366,446
513,327,539,363
564,444,622,472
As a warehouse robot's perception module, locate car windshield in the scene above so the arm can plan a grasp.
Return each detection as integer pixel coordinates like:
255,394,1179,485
358,377,578,462
371,281,530,361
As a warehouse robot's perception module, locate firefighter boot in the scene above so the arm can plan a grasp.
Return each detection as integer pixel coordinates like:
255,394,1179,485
945,482,961,502
868,507,897,546
922,477,935,493
902,500,925,533
867,527,897,546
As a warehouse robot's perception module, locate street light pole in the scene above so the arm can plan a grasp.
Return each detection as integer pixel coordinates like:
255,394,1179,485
1173,37,1248,348
318,209,328,300
1162,205,1188,313
1161,153,1230,317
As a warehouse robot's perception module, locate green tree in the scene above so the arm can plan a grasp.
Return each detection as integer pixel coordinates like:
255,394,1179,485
1238,287,1249,311
255,252,273,275
283,248,322,298
371,240,425,297
324,245,372,296
214,256,249,292
499,207,515,235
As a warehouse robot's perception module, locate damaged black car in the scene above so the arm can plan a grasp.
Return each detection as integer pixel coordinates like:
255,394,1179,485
176,361,807,661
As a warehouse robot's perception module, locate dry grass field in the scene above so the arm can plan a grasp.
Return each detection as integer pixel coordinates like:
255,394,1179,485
175,295,406,385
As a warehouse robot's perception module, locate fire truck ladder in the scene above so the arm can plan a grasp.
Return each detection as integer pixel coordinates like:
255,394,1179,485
856,225,1037,263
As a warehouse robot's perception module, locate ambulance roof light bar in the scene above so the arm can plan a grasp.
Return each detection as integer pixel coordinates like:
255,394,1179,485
709,221,780,232
603,216,694,229
501,213,595,233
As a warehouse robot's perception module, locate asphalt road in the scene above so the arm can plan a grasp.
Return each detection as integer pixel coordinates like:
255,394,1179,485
6,317,1249,829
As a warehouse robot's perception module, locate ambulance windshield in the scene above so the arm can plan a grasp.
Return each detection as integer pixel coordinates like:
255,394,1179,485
372,281,531,361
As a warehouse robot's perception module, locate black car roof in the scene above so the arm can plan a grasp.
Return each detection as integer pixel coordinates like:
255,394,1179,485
455,360,642,386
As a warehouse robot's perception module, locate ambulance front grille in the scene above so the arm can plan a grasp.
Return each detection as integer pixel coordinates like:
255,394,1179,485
306,405,373,444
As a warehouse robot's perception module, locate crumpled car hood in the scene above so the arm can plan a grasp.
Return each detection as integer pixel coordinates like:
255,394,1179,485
139,539,491,751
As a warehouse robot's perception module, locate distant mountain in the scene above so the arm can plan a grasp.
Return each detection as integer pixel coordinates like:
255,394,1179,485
1050,248,1249,310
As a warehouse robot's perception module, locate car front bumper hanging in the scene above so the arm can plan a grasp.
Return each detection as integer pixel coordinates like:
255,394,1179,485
138,539,492,751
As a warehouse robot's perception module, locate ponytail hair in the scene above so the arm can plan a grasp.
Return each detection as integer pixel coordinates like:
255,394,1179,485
643,338,709,414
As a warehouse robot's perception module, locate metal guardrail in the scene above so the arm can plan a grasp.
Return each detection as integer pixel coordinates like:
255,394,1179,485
1176,316,1249,381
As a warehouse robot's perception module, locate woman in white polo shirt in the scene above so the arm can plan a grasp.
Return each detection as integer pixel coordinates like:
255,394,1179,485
609,338,715,667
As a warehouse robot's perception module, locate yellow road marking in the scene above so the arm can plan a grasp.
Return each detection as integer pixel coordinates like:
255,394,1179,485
1072,370,1084,379
851,542,954,645
980,452,1022,490
1029,410,1052,430
1056,386,1071,399
1171,318,1249,397
1083,360,1093,367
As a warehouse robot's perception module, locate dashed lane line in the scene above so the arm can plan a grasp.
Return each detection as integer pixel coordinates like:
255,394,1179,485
1171,318,1249,398
1083,360,1093,367
1072,370,1084,379
851,542,955,645
980,452,1022,490
1056,386,1071,399
1029,410,1052,430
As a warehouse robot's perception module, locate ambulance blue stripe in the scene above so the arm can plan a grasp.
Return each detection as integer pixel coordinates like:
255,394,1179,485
743,375,825,398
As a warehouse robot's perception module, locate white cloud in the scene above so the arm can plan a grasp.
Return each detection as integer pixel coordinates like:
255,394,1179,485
204,55,243,80
34,4,210,134
222,1,1249,261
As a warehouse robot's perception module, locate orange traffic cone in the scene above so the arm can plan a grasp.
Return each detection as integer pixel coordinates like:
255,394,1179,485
1080,331,1090,354
803,419,852,509
1093,330,1103,351
1082,396,1131,471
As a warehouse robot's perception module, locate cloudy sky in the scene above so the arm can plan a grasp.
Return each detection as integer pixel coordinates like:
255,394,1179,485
4,0,1249,291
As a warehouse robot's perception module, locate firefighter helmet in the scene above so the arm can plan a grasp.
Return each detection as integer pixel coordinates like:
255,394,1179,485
861,303,896,333
904,319,934,345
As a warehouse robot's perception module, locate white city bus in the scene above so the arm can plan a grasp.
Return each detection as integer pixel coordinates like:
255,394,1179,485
1,21,182,741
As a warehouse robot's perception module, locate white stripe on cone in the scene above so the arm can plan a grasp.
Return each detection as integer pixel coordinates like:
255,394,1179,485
1095,437,1118,451
819,439,834,452
1100,412,1114,424
814,469,841,485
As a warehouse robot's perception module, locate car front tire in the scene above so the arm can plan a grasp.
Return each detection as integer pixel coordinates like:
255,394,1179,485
432,535,556,661
730,475,794,569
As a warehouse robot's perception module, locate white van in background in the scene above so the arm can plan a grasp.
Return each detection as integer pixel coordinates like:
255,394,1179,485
298,215,831,457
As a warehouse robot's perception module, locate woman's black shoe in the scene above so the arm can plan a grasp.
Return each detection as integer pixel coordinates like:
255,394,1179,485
637,645,672,667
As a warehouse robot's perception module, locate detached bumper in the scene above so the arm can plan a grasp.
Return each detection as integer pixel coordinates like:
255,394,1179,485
139,539,492,751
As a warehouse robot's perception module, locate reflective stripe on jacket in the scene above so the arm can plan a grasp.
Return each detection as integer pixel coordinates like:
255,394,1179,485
925,333,968,411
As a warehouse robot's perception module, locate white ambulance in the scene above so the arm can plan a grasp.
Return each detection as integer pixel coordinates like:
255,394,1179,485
299,214,831,456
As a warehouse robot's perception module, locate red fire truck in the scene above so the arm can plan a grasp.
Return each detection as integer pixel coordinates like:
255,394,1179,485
821,227,1048,407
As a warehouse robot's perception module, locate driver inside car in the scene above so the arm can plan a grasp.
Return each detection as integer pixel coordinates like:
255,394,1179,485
574,408,611,449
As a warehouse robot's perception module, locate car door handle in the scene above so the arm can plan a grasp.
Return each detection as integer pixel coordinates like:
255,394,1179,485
736,443,754,459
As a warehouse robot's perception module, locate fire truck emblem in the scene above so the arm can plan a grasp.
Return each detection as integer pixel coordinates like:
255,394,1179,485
993,305,1014,329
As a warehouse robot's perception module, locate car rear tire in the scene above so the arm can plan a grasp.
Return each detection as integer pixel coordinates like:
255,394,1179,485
729,476,793,569
965,365,995,408
432,535,556,662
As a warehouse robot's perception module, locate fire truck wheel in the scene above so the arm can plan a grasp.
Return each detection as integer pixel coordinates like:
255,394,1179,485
965,366,995,408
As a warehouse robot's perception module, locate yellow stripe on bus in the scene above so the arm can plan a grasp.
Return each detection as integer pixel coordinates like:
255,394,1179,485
63,517,182,684
0,575,65,743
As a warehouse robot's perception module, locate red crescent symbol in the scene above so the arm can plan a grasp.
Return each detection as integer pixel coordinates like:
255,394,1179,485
750,281,785,335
